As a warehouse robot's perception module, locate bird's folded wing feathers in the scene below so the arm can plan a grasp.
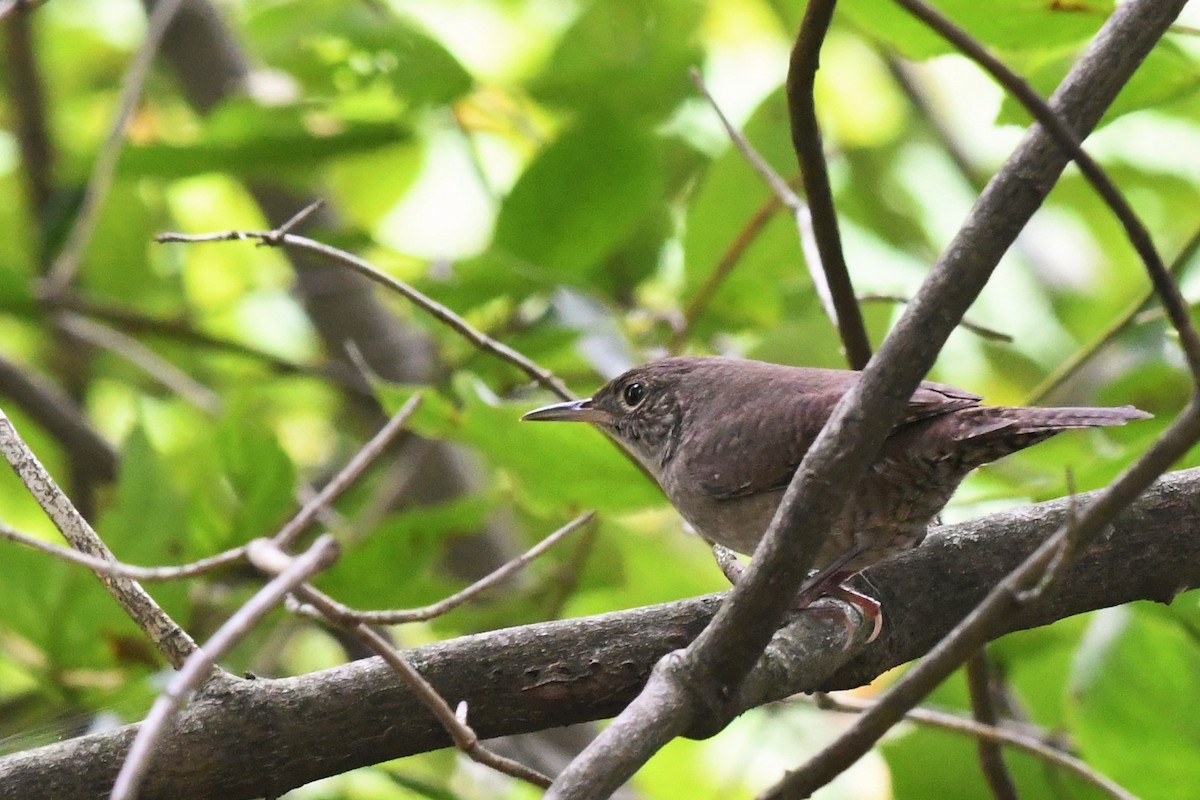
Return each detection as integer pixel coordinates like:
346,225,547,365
693,380,981,499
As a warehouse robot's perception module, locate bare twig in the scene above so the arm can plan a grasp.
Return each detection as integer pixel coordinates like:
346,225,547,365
109,535,340,800
41,0,187,294
1027,223,1200,403
56,313,222,414
674,191,789,349
292,511,594,624
859,294,1013,342
965,651,1019,800
786,0,872,369
291,579,553,789
156,228,572,400
685,70,840,347
891,0,1200,379
813,694,1136,800
689,69,803,211
0,407,197,668
259,199,325,241
0,521,246,580
273,394,423,548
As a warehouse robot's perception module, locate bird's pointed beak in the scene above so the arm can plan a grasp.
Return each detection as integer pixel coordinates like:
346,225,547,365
522,398,613,424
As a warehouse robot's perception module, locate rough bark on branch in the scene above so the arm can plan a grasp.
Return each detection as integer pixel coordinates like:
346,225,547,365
2,467,1198,800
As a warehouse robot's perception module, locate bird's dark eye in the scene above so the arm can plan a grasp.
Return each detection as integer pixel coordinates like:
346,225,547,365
622,382,646,407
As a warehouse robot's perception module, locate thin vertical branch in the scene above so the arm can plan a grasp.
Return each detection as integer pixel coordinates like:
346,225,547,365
966,651,1020,800
786,0,872,369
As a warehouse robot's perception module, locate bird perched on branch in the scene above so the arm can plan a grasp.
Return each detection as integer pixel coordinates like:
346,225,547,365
523,356,1149,637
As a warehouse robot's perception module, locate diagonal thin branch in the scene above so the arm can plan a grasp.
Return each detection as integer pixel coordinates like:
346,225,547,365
47,290,369,393
674,190,789,350
294,511,594,624
273,394,423,548
56,313,222,414
289,572,553,789
0,407,197,668
41,0,186,294
891,0,1200,378
685,70,838,346
812,694,1136,800
1026,222,1200,404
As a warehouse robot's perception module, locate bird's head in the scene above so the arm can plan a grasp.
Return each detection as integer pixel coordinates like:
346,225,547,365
522,359,706,473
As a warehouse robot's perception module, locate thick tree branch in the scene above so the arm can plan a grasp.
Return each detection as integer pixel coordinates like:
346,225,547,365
2,467,1198,800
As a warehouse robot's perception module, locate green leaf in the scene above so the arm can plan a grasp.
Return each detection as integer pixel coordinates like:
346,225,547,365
213,408,297,546
245,0,472,107
1068,606,1200,796
493,114,664,284
317,497,487,611
530,0,705,116
680,88,804,333
997,39,1200,127
838,0,1112,61
117,100,411,180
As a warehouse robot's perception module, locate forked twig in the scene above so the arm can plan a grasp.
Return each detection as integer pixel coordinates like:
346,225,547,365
274,394,423,548
156,226,572,400
109,536,340,800
291,511,594,624
289,573,553,789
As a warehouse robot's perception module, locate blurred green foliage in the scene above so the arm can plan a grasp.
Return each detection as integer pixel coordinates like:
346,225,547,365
1,0,1198,798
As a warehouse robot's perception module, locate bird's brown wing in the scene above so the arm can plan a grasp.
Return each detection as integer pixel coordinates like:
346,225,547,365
691,377,981,500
